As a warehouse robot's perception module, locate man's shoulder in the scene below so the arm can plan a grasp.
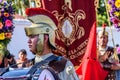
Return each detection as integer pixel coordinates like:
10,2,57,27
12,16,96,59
49,56,68,72
50,55,68,65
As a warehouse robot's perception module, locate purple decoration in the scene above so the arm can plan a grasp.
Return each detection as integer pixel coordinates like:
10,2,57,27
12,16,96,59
108,0,120,31
0,0,3,3
0,1,15,40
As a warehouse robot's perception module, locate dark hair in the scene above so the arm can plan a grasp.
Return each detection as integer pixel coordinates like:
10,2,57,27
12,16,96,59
48,41,56,50
19,49,27,55
116,44,119,47
6,54,15,59
44,34,56,50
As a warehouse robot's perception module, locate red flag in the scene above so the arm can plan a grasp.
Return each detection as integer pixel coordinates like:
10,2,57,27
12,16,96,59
76,22,108,80
40,0,96,66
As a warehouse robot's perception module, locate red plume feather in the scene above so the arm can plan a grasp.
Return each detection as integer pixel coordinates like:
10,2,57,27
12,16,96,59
102,23,106,28
25,8,58,26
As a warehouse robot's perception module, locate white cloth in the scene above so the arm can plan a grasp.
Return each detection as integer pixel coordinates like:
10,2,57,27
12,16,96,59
58,61,79,80
35,53,53,63
99,46,108,55
34,53,79,80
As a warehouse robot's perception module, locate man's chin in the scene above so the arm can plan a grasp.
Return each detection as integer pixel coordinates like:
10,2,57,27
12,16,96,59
32,52,36,55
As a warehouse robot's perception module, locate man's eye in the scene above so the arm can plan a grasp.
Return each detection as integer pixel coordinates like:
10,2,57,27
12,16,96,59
30,35,39,38
29,35,35,38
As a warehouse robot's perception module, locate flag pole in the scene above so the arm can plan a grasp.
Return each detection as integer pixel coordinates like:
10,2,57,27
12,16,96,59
96,0,99,27
96,0,100,59
104,0,119,62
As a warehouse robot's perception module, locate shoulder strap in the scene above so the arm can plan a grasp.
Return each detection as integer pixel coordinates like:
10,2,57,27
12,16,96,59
49,57,67,73
26,55,59,79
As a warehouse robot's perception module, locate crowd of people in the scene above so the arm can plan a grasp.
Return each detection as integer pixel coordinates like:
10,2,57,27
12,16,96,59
0,8,80,80
0,49,30,68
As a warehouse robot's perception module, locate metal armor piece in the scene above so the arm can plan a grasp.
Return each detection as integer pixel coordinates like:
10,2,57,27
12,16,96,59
98,27,108,36
98,30,108,36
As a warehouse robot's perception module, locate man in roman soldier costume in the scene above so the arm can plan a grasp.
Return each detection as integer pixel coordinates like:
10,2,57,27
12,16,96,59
97,26,120,80
24,8,79,80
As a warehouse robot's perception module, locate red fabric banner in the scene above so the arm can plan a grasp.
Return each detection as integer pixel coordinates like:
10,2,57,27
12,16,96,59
39,0,97,66
76,22,108,80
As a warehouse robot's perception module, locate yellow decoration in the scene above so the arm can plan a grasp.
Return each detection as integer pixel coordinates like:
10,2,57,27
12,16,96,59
0,33,5,40
115,0,120,8
114,12,120,17
107,4,112,12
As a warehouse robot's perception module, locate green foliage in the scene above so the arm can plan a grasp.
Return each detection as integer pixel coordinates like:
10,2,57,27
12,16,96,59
0,39,11,47
97,0,108,27
11,0,29,15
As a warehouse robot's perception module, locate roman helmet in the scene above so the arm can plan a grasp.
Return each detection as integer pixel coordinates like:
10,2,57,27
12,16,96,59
98,24,108,37
25,8,58,53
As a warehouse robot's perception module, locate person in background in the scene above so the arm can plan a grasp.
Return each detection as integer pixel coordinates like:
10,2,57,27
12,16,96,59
24,8,79,80
7,53,17,68
0,50,17,68
97,27,120,80
116,44,120,60
116,44,119,48
0,56,8,68
16,49,30,68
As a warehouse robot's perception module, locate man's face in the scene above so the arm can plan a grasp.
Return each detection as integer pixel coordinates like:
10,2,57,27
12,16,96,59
27,35,39,54
98,35,108,47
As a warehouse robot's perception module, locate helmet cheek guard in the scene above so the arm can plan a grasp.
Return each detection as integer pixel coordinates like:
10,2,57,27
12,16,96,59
24,8,58,53
37,34,44,53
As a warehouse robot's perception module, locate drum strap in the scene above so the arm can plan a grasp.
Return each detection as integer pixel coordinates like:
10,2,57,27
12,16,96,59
26,55,60,80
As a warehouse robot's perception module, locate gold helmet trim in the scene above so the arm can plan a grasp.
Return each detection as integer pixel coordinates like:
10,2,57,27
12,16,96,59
98,30,108,36
28,15,57,30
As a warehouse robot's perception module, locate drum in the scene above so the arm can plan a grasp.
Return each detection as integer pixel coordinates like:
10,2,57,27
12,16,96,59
0,68,30,80
0,67,60,80
37,68,59,80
